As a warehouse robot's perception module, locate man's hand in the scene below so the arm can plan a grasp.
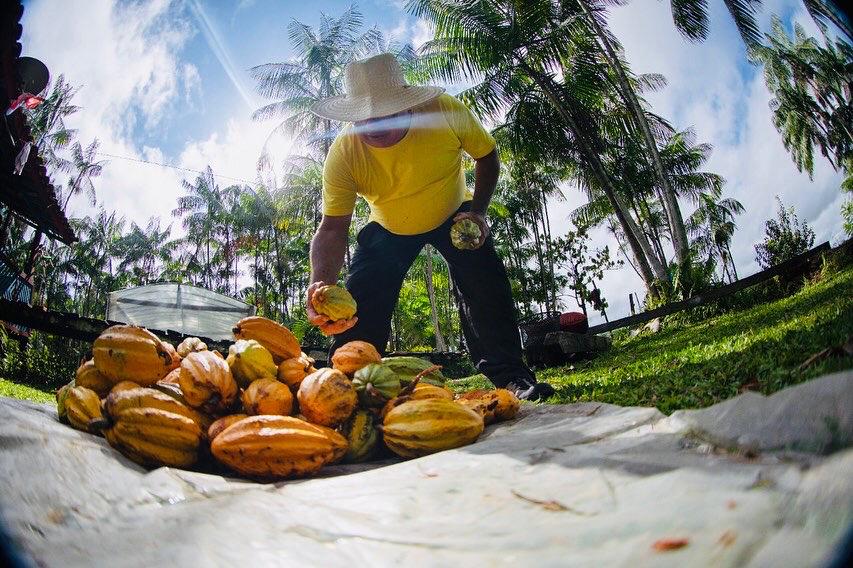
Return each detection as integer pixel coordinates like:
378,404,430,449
453,211,489,249
306,281,358,336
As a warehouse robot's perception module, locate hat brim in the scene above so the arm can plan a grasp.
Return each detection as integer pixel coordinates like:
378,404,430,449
310,85,445,122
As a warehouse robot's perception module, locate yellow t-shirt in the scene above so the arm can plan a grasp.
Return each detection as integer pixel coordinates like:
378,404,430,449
322,93,496,235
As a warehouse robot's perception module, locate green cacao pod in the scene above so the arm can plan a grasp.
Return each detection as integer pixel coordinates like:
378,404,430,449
352,363,400,406
340,410,379,463
381,356,445,386
311,284,357,321
226,339,277,388
450,218,482,250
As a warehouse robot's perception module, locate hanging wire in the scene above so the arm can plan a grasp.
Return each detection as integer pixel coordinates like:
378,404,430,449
95,151,260,185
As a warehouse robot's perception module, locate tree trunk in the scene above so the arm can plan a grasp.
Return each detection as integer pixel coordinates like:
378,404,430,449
423,246,447,351
581,1,691,269
523,64,668,294
726,242,739,281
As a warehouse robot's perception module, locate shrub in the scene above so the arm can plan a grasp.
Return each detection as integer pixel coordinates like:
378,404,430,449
754,197,816,269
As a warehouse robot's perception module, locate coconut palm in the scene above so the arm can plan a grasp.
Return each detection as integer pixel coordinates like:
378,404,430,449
749,16,852,178
251,6,391,159
687,190,744,283
667,0,763,47
409,0,671,296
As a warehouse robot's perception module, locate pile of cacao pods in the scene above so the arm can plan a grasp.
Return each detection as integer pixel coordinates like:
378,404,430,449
55,289,520,480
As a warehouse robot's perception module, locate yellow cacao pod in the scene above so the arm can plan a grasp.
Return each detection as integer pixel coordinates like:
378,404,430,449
242,378,293,416
456,389,520,425
176,336,208,358
410,383,454,401
210,415,348,478
207,414,248,442
179,351,238,414
103,407,201,468
297,368,357,427
277,355,315,391
226,339,277,388
74,359,112,397
55,381,74,423
232,316,301,364
92,325,176,386
340,410,379,463
65,386,103,434
331,340,381,376
450,218,482,250
110,380,141,394
311,284,357,321
103,386,209,430
382,399,484,458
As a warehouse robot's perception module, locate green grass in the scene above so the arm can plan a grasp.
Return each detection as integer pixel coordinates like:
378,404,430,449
0,378,54,404
535,266,853,413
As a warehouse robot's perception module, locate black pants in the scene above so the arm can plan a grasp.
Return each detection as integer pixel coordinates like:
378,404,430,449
329,202,535,387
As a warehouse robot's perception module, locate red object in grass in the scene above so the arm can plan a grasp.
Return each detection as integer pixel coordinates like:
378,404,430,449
559,312,588,333
651,537,690,551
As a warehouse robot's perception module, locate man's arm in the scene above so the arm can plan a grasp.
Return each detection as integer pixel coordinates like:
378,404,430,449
454,148,500,248
307,214,358,335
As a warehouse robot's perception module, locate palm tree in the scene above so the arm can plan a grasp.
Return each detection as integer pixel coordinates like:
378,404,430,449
250,6,386,158
667,0,763,47
172,167,225,290
61,139,106,212
409,0,671,296
749,16,852,178
687,190,744,283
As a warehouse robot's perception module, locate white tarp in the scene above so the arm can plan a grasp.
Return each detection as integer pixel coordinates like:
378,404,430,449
0,371,851,567
106,283,255,341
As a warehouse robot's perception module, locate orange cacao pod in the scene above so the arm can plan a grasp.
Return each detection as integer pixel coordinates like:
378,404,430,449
277,354,315,391
297,368,357,427
232,316,301,364
331,340,381,376
179,351,238,414
242,378,294,416
207,414,248,441
210,415,348,478
176,336,207,358
74,359,112,397
92,325,175,386
456,389,520,425
311,284,357,321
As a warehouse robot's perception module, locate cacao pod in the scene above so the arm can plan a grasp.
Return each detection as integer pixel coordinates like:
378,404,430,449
352,363,400,406
450,218,482,250
381,356,445,386
65,386,103,434
382,399,484,458
179,351,238,414
456,389,520,425
297,368,357,427
176,336,208,358
311,284,357,321
226,339,277,388
242,378,293,416
210,415,347,478
102,386,209,431
55,381,74,423
74,359,112,397
110,380,141,394
232,316,301,364
340,410,379,463
103,407,202,468
332,340,381,376
160,367,181,384
277,354,315,391
410,383,454,401
207,414,248,441
162,341,181,372
92,325,175,385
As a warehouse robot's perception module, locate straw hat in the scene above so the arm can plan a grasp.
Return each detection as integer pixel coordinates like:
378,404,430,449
310,53,444,122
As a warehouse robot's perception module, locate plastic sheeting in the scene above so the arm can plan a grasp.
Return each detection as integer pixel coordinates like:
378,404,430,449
107,283,255,341
0,371,851,567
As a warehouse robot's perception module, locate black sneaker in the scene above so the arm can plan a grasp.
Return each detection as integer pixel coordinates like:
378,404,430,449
505,379,555,401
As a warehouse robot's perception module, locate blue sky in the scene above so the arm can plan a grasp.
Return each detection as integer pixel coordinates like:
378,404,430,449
20,0,848,322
